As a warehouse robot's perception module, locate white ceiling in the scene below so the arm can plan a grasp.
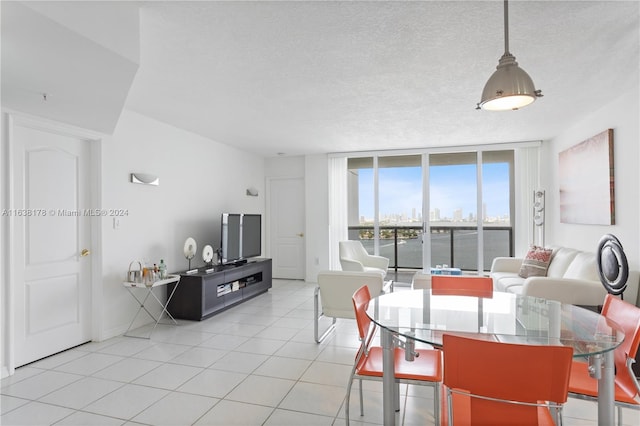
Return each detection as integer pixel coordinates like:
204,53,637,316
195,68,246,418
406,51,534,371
4,1,640,157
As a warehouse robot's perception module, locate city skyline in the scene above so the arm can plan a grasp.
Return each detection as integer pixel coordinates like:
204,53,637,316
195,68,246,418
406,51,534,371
359,205,510,225
357,162,510,223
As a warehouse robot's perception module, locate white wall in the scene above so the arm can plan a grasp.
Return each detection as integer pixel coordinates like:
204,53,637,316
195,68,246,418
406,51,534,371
264,155,305,178
542,88,640,304
1,115,9,377
100,109,265,339
305,155,330,282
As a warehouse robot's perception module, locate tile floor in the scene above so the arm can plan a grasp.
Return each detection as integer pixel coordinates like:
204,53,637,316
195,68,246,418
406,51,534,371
1,279,639,425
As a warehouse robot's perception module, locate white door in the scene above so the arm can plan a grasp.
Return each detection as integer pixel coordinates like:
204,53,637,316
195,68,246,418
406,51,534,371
12,120,92,366
269,178,305,279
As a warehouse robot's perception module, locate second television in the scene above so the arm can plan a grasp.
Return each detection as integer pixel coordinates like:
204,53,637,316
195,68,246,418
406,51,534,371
221,213,261,265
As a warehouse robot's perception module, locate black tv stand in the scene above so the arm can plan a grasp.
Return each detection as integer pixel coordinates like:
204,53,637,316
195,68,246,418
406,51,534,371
167,258,272,321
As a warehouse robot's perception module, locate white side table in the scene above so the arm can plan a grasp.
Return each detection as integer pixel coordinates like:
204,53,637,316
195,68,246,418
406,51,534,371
122,274,180,338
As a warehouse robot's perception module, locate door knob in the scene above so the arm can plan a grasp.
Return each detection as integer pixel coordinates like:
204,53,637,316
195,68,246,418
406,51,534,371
296,233,304,237
81,248,90,257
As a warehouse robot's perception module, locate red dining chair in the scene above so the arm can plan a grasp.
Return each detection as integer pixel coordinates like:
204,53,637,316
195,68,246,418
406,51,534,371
345,285,442,425
442,333,574,425
431,275,494,298
568,294,640,426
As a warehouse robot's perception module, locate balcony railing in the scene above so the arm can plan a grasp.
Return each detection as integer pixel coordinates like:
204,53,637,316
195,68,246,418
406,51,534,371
347,225,514,272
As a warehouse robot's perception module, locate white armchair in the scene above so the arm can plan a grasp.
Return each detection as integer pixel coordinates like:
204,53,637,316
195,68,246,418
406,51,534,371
339,240,389,277
314,270,388,343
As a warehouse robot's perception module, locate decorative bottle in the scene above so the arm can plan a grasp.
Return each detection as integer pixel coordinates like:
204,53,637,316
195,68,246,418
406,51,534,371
159,259,167,279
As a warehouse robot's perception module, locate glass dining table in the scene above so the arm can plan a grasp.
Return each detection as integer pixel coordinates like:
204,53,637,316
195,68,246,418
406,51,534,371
366,289,623,426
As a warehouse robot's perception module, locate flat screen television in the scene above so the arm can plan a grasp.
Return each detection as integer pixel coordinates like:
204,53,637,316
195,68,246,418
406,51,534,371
221,213,261,265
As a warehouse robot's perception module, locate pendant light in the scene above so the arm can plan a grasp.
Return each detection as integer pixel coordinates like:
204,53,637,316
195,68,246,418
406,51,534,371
477,0,542,111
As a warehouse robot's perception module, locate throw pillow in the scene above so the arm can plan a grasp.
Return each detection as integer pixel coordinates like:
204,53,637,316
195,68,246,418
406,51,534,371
519,246,553,278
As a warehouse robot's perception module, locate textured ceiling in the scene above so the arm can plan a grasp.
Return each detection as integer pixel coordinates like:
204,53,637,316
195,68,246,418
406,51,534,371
8,1,640,157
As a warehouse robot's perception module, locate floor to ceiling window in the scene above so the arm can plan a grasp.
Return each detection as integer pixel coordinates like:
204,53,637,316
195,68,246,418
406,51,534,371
481,150,514,270
347,155,423,267
429,151,513,272
378,155,423,268
429,152,479,270
346,149,514,273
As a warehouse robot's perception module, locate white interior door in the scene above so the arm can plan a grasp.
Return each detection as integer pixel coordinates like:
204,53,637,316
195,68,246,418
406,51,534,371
12,120,92,366
269,178,305,279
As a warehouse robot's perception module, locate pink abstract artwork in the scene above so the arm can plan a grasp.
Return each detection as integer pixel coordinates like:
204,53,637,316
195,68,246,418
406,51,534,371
559,129,614,225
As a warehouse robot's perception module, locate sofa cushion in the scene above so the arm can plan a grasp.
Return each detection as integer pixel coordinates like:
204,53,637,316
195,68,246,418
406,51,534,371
546,247,579,278
563,252,599,281
506,284,524,296
519,246,553,278
494,276,526,293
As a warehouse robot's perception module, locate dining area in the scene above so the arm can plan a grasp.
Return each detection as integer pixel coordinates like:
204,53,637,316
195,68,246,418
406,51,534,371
341,275,640,425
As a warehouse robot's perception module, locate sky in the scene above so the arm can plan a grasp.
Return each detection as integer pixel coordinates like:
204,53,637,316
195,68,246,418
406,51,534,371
358,162,510,220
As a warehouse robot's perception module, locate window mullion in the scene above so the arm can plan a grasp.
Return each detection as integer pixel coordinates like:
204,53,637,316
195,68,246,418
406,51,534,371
373,156,379,256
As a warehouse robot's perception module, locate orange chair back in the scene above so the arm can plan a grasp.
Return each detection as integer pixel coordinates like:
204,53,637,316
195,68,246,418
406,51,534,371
443,334,573,425
431,275,494,298
352,285,373,340
602,293,640,396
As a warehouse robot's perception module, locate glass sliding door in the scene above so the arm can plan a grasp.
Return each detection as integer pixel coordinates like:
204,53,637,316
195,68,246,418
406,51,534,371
482,150,514,270
428,150,514,272
429,152,479,270
347,155,423,269
378,155,423,270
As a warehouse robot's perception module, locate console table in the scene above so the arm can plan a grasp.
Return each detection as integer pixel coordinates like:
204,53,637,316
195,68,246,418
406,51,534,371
167,258,272,320
122,274,181,338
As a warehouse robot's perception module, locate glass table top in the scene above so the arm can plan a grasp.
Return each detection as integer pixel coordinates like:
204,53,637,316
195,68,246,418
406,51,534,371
366,290,623,358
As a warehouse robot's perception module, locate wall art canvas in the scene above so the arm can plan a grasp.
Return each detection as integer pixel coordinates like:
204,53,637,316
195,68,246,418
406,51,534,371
559,129,614,225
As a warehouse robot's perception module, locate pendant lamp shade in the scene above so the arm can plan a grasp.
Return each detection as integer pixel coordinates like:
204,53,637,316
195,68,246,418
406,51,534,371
477,1,542,111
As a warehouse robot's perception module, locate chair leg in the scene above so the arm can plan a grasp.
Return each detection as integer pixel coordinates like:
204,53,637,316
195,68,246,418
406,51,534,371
314,287,336,343
433,383,440,425
345,361,363,426
446,387,454,426
549,405,559,425
617,405,622,426
345,376,354,425
359,378,364,416
314,315,336,343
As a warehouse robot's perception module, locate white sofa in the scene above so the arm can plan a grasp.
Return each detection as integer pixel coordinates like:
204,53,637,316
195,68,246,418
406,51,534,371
490,247,639,307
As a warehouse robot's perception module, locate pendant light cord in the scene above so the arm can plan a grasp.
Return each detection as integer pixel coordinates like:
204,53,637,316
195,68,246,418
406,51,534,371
503,0,510,55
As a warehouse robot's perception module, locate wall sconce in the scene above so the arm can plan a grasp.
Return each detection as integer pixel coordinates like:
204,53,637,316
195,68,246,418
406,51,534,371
246,187,259,197
130,173,159,186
